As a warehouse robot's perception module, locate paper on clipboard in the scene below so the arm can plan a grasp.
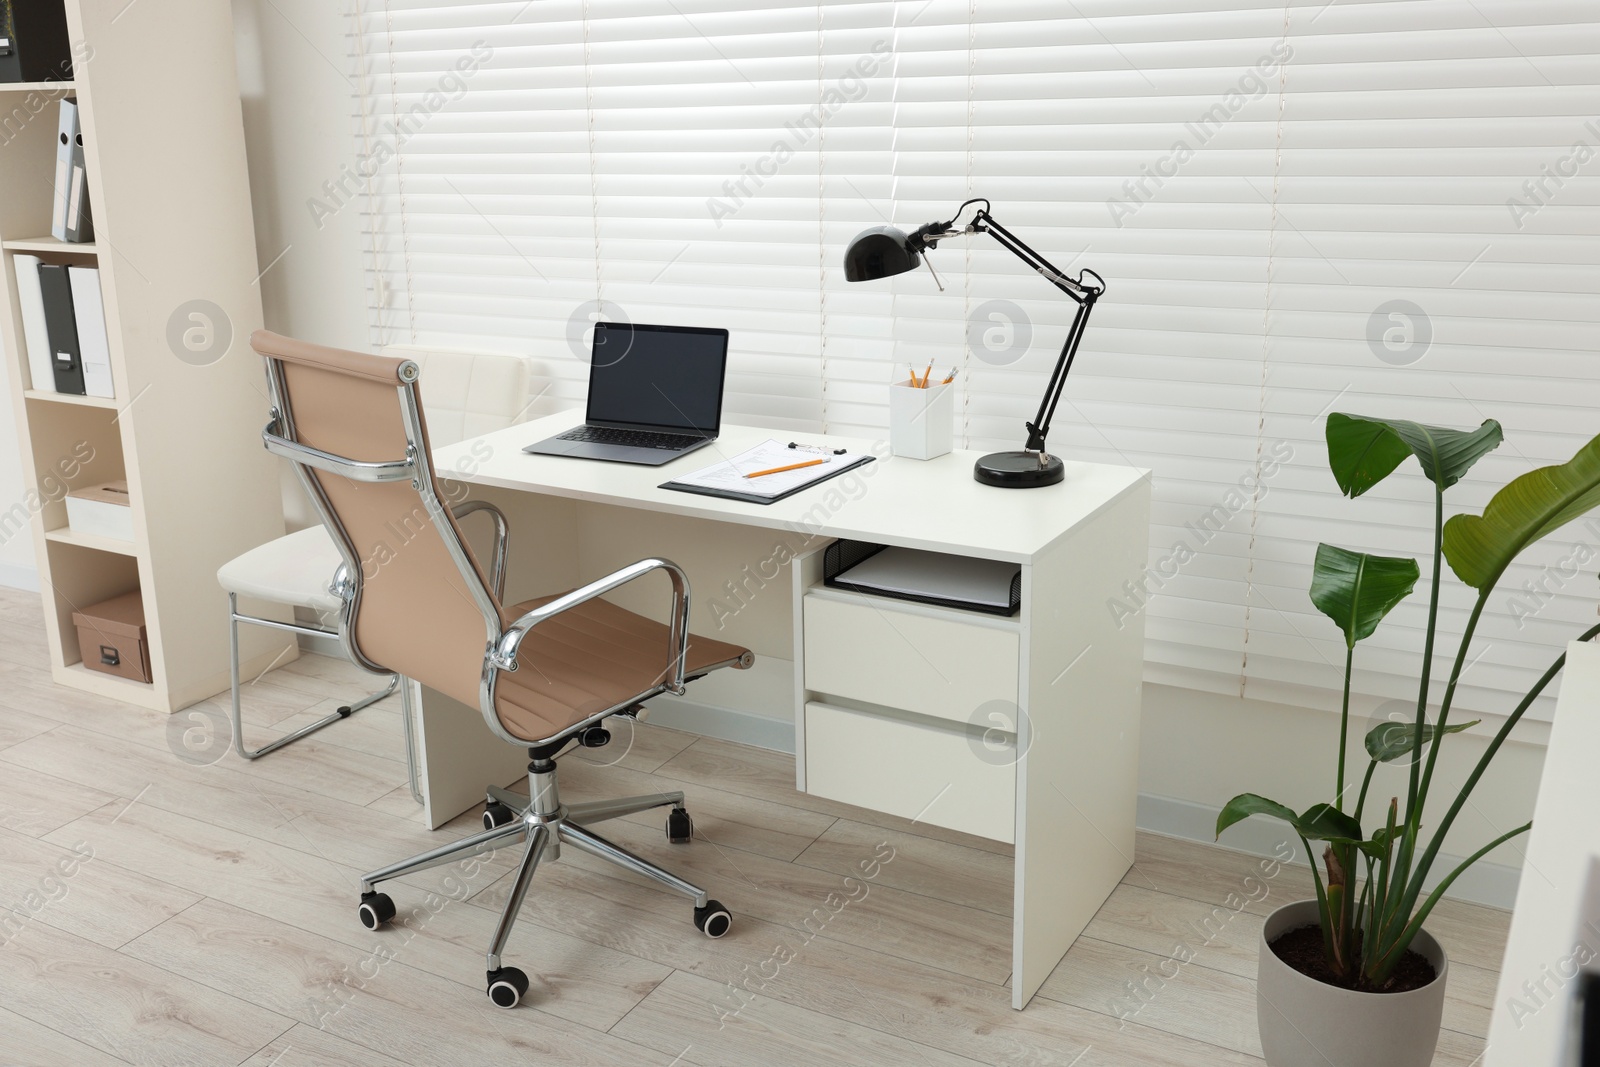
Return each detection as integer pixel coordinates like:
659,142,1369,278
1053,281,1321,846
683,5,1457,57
668,439,862,499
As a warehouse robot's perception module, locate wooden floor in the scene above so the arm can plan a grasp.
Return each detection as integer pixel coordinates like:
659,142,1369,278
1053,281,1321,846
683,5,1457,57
0,587,1508,1066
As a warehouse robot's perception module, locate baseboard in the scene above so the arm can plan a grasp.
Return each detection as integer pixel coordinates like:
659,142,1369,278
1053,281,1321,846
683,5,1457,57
646,695,795,754
1137,792,1520,911
643,701,1520,910
0,561,39,592
298,631,343,658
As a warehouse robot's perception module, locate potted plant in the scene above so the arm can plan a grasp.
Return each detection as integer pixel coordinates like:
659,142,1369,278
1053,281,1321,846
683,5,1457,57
1218,414,1600,1067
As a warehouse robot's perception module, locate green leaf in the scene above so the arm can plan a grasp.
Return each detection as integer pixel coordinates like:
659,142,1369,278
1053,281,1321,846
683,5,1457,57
1326,414,1413,498
1298,803,1364,843
1364,719,1481,763
1310,544,1421,649
1355,823,1407,861
1216,794,1298,839
1216,794,1363,843
1443,433,1600,594
1326,414,1503,497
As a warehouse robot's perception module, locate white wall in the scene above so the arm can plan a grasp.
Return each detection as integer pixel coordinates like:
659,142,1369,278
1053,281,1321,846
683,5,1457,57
232,0,369,531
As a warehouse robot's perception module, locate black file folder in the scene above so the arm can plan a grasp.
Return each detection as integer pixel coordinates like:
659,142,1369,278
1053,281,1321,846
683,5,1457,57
37,263,84,395
0,0,73,84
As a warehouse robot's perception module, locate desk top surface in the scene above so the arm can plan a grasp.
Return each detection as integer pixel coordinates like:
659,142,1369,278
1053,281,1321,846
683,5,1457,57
436,411,1149,563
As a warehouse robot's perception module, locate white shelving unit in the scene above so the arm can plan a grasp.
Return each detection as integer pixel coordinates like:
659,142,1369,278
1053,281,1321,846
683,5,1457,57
0,2,293,712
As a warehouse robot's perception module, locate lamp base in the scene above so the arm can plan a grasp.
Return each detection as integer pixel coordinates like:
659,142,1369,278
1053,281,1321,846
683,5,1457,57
974,450,1064,488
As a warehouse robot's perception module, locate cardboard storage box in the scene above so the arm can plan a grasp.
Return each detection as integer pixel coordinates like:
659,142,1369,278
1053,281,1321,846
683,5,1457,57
71,590,151,683
65,480,133,542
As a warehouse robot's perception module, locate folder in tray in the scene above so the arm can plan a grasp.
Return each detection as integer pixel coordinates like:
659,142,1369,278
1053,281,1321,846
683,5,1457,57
660,439,873,505
827,543,1022,616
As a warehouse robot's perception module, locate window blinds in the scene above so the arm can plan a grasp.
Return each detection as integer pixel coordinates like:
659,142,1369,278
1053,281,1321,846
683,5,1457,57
351,0,1600,723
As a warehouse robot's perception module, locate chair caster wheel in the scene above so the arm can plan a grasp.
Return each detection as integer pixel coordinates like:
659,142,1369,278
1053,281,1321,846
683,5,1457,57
483,801,517,831
487,966,529,1008
358,891,396,930
666,807,694,844
695,899,731,938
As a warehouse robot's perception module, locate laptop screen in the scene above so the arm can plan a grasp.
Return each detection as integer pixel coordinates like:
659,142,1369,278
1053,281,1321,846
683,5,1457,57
586,322,729,436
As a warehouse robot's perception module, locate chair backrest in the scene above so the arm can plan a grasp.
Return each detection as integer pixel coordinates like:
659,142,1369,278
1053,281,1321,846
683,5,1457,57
378,345,531,446
252,330,503,710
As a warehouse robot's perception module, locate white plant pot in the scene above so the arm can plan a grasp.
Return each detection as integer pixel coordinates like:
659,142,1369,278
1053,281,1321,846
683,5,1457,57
1257,899,1448,1067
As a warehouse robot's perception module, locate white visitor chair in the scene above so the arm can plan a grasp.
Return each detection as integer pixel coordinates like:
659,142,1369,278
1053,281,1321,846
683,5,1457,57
217,345,533,801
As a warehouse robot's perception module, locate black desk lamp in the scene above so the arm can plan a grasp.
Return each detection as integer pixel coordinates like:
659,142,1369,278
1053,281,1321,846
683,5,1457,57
843,198,1105,488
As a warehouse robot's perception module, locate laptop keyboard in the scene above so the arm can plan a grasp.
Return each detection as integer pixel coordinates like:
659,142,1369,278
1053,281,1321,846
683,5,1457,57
556,425,707,450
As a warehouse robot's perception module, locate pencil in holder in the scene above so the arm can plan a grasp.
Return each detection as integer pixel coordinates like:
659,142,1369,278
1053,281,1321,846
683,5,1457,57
889,379,953,460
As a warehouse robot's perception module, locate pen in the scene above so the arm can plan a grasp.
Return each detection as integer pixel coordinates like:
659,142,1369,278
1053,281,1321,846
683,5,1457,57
745,458,824,479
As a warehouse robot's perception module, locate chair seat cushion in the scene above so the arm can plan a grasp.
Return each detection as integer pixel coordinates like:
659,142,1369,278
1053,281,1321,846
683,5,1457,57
217,525,346,612
494,592,752,743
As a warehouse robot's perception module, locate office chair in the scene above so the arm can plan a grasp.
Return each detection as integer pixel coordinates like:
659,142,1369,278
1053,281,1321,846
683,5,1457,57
217,348,531,804
251,329,753,1008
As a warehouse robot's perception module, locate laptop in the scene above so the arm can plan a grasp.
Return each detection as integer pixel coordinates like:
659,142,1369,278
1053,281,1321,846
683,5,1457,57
523,321,729,466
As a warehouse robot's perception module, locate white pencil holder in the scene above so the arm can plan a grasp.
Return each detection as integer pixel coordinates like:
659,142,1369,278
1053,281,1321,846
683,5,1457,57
889,379,954,461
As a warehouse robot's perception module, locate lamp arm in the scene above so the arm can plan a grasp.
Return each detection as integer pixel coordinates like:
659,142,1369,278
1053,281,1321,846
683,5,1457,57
968,209,1104,456
970,210,1101,303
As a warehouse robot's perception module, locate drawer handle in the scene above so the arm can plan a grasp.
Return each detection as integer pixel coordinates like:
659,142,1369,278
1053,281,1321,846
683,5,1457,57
99,645,120,667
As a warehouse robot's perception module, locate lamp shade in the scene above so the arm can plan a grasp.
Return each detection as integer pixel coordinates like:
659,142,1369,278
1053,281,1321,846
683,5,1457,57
843,225,921,282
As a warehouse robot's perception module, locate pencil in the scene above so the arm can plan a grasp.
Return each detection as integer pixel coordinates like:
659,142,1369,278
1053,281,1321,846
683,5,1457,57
908,364,921,388
922,363,933,389
744,458,825,479
941,369,956,384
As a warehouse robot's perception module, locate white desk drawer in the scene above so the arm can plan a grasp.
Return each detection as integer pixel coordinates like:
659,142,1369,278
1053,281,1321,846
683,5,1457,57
804,701,1015,843
803,593,1018,726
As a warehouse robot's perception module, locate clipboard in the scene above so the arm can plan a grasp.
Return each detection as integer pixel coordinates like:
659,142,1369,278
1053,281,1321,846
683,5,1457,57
660,439,875,506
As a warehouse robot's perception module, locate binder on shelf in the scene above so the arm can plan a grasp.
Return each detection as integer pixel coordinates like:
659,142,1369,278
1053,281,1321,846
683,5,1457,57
52,97,92,243
824,539,1022,617
68,265,112,398
36,262,83,395
0,0,73,84
13,254,55,393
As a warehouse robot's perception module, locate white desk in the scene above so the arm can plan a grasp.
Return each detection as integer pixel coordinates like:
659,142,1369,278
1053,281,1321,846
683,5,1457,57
423,411,1151,1009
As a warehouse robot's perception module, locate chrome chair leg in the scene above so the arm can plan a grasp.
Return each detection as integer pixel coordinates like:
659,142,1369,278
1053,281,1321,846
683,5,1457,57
228,594,415,804
566,791,684,826
486,824,550,972
362,754,730,1010
486,784,527,812
558,820,708,907
360,817,526,894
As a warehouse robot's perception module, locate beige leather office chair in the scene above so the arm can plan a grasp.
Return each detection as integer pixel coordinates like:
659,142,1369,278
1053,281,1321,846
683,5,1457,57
219,347,531,804
252,329,752,1009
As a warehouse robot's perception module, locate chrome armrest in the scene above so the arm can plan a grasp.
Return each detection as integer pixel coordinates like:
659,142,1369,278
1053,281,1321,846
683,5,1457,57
451,500,509,600
262,419,416,484
489,557,691,693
